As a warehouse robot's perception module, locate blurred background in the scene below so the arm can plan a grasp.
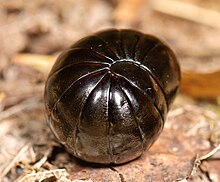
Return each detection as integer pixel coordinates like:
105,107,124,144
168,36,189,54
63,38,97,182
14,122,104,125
0,0,220,181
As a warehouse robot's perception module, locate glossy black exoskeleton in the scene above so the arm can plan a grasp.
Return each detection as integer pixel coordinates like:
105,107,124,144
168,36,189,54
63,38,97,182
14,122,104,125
44,29,180,164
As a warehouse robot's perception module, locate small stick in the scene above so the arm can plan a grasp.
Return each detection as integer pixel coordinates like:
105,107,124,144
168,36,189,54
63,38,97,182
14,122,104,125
189,144,220,178
32,149,51,169
14,169,70,182
0,143,30,180
0,97,42,121
12,53,56,75
176,144,220,181
152,0,220,29
199,143,220,161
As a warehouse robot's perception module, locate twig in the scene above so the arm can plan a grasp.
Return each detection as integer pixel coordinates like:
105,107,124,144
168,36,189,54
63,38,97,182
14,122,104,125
12,53,55,75
0,143,31,180
152,0,220,30
199,143,220,161
176,144,220,181
32,149,51,169
190,155,201,177
0,97,42,121
14,169,70,182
